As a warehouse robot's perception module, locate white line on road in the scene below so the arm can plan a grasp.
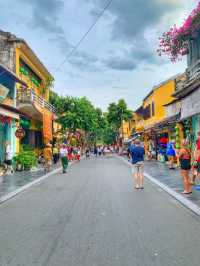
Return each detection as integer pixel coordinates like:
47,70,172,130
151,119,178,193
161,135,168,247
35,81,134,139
117,155,200,217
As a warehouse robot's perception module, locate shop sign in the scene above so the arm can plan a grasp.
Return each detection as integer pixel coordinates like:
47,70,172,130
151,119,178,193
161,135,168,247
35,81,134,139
0,84,9,102
15,127,25,139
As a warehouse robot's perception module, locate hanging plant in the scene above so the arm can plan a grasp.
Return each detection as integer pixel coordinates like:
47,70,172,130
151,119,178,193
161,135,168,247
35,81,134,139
41,77,54,95
157,1,200,62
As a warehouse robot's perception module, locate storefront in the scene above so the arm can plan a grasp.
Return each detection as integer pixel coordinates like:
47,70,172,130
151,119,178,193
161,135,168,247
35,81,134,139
0,104,21,164
179,87,200,149
144,114,180,162
20,119,43,150
0,63,27,164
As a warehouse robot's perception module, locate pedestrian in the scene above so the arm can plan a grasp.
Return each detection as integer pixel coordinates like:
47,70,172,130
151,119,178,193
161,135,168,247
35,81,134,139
4,141,13,174
194,132,200,181
166,141,176,169
43,143,53,173
76,147,81,162
68,147,73,161
147,140,154,161
94,146,98,157
130,139,145,189
98,146,102,156
178,139,192,194
53,144,59,165
60,144,68,173
86,147,90,159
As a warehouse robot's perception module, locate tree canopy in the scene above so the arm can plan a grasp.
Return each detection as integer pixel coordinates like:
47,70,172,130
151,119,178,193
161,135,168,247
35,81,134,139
50,92,132,145
107,99,133,135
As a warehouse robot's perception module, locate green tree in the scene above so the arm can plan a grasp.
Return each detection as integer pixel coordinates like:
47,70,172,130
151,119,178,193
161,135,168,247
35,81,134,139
107,99,133,138
50,92,132,145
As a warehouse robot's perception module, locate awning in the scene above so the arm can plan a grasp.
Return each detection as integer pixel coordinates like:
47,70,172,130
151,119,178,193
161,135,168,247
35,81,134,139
0,106,19,120
143,114,180,133
0,103,30,120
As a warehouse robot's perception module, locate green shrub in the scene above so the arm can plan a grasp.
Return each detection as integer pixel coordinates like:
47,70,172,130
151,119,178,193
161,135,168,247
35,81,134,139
14,146,37,171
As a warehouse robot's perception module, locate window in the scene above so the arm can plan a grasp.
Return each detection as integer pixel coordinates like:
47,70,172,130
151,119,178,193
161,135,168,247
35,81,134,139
143,105,151,120
152,102,155,117
19,58,42,86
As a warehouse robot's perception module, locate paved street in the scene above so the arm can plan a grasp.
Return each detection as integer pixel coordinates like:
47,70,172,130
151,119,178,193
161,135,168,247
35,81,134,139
144,160,200,206
0,156,200,266
0,164,60,199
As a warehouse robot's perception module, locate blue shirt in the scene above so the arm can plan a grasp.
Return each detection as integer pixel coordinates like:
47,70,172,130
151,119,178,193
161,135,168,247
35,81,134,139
130,145,145,164
166,142,175,156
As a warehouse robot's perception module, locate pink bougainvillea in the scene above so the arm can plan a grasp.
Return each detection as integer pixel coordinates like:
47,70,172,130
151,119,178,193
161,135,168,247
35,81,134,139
158,2,200,62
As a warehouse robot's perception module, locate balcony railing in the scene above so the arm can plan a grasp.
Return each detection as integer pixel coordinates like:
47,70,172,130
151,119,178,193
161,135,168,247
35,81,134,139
17,88,56,113
175,72,189,92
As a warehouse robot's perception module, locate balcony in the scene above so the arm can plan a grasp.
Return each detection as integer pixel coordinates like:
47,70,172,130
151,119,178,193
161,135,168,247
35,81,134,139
174,70,200,99
17,87,56,121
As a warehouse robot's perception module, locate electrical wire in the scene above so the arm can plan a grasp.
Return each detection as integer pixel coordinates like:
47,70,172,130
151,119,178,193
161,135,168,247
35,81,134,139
54,0,113,73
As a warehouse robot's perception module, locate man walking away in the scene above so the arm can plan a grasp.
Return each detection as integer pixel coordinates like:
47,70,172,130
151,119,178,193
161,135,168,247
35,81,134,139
130,139,145,189
60,144,68,173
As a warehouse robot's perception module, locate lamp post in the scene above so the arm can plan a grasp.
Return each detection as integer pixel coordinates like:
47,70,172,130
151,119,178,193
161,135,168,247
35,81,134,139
121,109,124,146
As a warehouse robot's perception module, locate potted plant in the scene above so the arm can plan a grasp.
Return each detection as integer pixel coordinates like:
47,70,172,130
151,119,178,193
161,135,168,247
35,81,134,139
14,145,37,171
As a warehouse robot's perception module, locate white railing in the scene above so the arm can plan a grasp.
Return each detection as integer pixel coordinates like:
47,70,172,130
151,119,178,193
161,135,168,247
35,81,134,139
17,88,56,113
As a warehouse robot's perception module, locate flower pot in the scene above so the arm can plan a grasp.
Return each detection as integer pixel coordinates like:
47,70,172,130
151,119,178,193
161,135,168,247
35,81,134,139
16,164,23,171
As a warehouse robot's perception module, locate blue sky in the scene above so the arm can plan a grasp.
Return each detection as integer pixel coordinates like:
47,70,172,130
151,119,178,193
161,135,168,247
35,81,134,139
0,0,198,110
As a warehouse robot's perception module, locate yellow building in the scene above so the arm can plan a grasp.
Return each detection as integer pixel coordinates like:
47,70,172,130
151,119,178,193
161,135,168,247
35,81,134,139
142,77,176,130
134,75,180,157
120,113,136,141
0,30,56,154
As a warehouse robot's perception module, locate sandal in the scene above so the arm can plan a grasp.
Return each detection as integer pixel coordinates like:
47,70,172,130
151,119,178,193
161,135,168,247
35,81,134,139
181,191,192,194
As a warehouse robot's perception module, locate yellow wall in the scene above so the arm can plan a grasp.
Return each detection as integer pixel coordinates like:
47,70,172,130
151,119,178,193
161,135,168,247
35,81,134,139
121,121,131,139
15,43,53,152
135,112,144,133
143,79,175,129
120,113,136,139
15,46,51,101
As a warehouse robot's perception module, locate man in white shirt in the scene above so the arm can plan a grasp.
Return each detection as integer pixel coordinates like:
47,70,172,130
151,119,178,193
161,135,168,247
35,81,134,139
5,142,13,174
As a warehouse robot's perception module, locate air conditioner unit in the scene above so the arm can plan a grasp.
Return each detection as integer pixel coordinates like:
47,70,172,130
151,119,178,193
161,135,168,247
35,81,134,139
0,84,9,102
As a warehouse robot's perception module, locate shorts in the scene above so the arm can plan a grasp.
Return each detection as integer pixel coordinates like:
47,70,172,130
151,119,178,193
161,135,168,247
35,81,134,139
5,160,12,166
168,155,175,160
180,159,191,170
132,161,144,174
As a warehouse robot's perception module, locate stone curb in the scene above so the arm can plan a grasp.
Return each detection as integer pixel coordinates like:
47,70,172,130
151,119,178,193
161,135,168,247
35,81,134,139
0,161,76,205
117,155,200,217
